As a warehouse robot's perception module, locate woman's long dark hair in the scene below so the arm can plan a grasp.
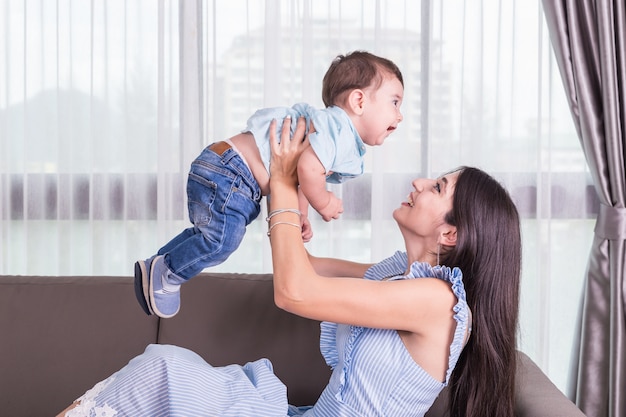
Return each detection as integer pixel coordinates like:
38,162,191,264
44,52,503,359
440,167,521,417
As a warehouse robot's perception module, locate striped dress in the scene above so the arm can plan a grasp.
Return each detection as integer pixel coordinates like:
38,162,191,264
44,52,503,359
67,252,470,417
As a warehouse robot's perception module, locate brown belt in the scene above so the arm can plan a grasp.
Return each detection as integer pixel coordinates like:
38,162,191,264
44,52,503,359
208,141,232,155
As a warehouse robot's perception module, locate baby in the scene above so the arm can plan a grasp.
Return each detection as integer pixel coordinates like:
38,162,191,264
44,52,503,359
135,50,404,318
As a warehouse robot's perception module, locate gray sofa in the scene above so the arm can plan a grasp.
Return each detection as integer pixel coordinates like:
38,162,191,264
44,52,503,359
0,272,586,417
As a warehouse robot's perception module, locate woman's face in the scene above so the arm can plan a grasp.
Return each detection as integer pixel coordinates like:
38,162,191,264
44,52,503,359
393,171,459,240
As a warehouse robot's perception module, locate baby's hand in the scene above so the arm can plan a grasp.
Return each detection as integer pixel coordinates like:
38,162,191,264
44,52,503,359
318,192,343,222
301,216,313,242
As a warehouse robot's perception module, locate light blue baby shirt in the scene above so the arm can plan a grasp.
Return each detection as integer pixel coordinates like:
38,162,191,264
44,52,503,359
243,103,366,184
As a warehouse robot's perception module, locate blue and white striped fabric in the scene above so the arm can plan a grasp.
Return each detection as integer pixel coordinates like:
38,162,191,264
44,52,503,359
71,252,469,417
72,344,288,417
307,252,470,417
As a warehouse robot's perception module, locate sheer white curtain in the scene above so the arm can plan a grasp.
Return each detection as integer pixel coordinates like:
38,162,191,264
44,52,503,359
1,0,186,275
0,0,590,398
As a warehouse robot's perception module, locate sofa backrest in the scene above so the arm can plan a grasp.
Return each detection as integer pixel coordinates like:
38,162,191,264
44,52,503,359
0,273,331,416
0,273,586,417
0,275,159,416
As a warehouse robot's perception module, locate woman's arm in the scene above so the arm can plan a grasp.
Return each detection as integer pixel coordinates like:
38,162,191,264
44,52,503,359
268,117,456,333
56,402,78,416
307,252,373,278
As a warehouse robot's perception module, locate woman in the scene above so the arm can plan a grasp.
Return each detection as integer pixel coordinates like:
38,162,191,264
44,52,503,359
59,116,521,417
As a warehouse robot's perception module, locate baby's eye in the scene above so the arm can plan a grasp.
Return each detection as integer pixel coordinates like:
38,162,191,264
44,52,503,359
434,182,441,193
392,100,399,107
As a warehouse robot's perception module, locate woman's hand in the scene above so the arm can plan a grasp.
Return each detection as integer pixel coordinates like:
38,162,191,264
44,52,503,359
269,116,309,189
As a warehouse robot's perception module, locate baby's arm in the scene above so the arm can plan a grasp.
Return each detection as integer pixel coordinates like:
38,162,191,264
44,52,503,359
297,146,343,222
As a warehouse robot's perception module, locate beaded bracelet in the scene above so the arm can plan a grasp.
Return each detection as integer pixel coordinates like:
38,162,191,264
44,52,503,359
266,208,301,222
267,221,302,237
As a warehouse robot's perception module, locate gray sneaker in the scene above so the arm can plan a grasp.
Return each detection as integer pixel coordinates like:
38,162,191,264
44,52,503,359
134,256,155,315
148,255,181,318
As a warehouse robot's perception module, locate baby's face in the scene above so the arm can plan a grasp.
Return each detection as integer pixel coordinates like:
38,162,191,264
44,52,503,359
356,75,404,146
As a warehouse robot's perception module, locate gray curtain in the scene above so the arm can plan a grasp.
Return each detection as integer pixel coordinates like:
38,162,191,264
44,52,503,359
542,1,626,416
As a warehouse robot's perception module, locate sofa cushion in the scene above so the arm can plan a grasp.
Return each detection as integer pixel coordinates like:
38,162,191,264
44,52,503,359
157,272,331,407
424,351,587,417
515,351,586,416
0,275,159,416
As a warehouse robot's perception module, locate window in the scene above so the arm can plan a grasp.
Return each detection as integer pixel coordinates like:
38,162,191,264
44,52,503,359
0,0,591,395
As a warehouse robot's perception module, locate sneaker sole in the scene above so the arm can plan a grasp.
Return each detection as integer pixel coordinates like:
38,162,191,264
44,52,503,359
149,256,180,319
134,261,153,315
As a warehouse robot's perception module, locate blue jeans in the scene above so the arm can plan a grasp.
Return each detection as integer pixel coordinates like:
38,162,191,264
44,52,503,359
157,144,262,281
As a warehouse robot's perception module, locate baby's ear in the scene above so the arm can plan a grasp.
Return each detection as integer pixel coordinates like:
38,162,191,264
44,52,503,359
346,89,366,115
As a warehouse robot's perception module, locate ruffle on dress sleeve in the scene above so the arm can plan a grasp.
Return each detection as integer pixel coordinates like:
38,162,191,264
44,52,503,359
319,321,366,402
319,321,339,369
334,324,365,402
320,251,407,369
398,261,471,384
318,321,365,395
363,251,407,281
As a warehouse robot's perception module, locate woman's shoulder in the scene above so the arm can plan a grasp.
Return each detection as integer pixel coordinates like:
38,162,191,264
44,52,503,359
396,261,470,331
403,262,466,300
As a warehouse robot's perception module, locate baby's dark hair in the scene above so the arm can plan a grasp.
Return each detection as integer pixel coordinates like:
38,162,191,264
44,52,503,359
321,50,404,107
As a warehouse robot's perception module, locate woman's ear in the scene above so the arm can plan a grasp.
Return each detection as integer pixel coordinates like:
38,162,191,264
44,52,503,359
347,89,365,115
440,228,457,247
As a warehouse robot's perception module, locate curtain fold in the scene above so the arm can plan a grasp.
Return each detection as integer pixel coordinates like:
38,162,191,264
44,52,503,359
542,1,626,415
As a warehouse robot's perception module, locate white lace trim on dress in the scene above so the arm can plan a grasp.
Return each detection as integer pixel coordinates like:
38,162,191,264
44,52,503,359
64,377,118,417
